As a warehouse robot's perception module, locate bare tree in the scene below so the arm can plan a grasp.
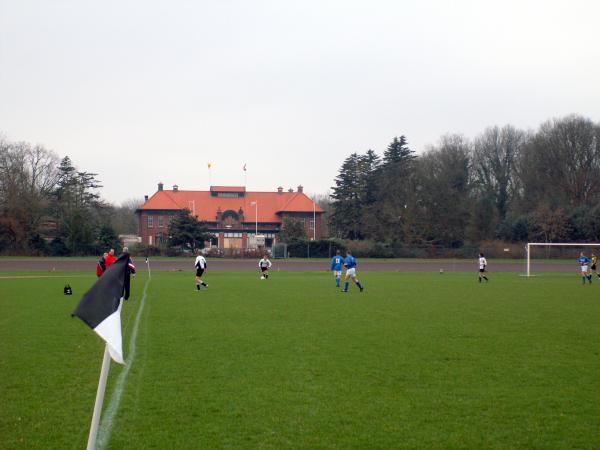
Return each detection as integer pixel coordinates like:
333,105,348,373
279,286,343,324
518,115,600,209
472,125,529,222
311,192,332,238
0,139,59,252
416,134,472,245
111,197,144,235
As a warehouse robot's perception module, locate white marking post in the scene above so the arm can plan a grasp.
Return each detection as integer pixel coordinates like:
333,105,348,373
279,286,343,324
96,276,151,449
87,345,111,450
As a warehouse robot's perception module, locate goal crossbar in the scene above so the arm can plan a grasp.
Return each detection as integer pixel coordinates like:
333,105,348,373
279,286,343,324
526,242,600,277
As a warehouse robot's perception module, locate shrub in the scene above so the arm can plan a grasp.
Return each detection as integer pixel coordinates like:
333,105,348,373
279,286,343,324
130,244,162,257
49,237,69,256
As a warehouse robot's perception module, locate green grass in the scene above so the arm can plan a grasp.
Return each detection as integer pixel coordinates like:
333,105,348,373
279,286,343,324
2,270,600,449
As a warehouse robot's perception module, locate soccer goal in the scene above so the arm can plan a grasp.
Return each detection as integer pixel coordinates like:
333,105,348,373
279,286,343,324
525,242,600,277
272,243,288,259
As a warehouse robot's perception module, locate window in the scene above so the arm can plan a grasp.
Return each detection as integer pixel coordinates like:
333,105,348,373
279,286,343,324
158,216,164,228
309,219,315,230
147,216,153,228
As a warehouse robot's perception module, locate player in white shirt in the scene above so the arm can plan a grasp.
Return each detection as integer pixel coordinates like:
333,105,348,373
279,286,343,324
258,255,272,279
194,252,208,291
478,253,489,283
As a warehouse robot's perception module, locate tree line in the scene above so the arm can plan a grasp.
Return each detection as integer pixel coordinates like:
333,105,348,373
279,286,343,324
329,114,600,247
0,137,140,255
4,113,600,256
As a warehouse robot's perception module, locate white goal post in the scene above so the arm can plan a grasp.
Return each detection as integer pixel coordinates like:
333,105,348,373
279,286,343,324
526,242,600,277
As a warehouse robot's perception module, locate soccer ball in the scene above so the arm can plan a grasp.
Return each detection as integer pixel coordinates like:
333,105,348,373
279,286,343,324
260,275,265,280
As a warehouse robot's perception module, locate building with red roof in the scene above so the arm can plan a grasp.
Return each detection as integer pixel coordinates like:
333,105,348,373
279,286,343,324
137,183,324,249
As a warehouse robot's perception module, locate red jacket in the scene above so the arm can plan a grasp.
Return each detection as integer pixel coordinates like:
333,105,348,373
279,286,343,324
96,256,106,277
105,253,117,269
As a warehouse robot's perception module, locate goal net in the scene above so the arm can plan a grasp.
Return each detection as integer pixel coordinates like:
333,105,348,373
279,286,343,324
525,242,600,277
272,243,288,259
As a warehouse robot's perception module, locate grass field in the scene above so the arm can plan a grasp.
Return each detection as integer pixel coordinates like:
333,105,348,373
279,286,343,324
2,268,600,449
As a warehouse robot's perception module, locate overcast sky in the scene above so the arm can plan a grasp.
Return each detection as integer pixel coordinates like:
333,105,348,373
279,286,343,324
1,0,599,204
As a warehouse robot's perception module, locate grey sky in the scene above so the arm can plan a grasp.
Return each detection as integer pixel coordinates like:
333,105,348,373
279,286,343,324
1,0,599,204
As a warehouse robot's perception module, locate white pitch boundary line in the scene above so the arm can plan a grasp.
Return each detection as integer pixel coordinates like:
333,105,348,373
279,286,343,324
96,275,151,450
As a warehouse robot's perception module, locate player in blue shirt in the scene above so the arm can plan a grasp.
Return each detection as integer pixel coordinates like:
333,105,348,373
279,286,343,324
578,252,592,284
341,250,364,293
330,250,344,288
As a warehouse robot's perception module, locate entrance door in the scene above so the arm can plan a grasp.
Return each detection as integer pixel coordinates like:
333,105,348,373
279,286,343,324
223,238,243,249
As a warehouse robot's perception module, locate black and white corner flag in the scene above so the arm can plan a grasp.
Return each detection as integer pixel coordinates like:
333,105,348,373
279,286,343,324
72,254,134,364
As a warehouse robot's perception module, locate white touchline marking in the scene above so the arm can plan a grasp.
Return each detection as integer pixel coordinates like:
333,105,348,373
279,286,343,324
96,275,151,450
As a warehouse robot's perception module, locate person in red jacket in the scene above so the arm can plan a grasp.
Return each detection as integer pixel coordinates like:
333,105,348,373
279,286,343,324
96,252,108,277
105,248,117,269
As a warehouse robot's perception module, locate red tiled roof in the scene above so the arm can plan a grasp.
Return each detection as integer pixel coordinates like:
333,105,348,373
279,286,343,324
140,189,324,223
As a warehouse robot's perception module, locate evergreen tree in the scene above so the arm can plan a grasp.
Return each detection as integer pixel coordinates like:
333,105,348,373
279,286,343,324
96,224,122,254
330,150,382,239
279,217,307,242
330,153,363,239
50,156,103,255
368,136,418,241
167,209,211,251
359,149,381,206
382,136,415,165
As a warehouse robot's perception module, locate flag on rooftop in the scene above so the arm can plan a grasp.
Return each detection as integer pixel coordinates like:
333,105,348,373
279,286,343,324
72,253,135,364
207,162,212,169
243,163,247,171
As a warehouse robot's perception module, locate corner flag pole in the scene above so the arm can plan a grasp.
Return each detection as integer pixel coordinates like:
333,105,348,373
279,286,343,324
87,345,112,450
146,257,151,279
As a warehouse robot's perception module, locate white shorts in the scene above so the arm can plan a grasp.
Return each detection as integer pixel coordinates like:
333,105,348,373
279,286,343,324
581,265,589,272
333,270,342,277
346,268,356,277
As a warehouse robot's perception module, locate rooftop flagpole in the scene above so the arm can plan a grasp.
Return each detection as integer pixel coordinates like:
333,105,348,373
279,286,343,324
207,162,212,187
313,200,316,241
243,163,247,189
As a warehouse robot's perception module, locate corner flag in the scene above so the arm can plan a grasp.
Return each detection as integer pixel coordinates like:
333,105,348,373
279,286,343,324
72,254,134,364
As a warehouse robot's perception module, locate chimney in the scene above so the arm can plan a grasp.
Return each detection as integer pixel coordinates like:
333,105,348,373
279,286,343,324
158,182,164,192
297,185,303,193
277,186,283,194
144,195,149,202
288,188,294,193
173,184,179,192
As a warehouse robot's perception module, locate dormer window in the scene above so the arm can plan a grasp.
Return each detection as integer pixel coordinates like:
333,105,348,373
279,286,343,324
210,186,246,198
